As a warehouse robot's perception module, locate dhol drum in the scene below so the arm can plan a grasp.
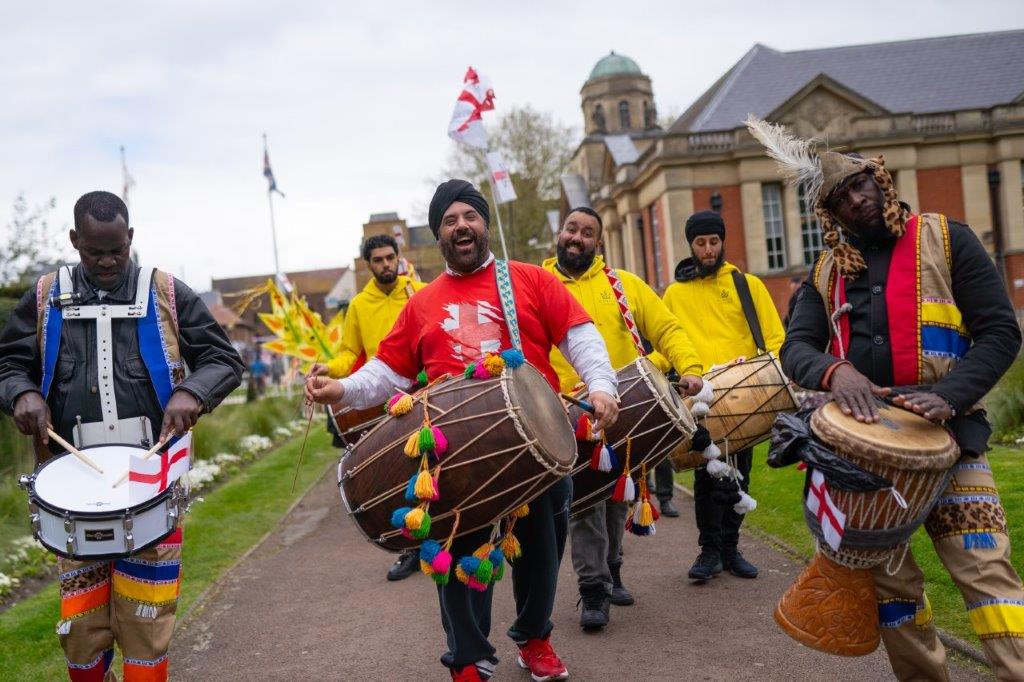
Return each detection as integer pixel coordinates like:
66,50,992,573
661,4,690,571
19,444,187,560
774,401,959,656
701,352,797,453
327,402,386,447
339,361,576,552
568,357,696,515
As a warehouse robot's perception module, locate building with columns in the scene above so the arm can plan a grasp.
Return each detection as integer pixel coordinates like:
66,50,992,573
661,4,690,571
563,32,1024,314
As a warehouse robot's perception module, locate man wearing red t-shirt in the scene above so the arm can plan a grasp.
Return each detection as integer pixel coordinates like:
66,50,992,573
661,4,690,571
307,179,618,682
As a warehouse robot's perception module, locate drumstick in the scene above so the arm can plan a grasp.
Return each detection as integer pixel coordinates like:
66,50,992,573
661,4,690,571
111,434,175,488
561,393,595,414
46,428,104,474
292,354,321,493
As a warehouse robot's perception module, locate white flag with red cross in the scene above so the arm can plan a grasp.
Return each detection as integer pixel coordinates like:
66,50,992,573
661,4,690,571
448,67,495,149
806,468,845,551
486,151,517,204
129,433,192,504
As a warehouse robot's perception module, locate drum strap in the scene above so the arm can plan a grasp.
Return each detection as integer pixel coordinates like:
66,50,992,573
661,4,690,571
602,266,645,356
494,259,522,351
730,271,766,354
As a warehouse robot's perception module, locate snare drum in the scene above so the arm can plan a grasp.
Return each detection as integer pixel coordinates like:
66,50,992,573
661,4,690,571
19,444,187,560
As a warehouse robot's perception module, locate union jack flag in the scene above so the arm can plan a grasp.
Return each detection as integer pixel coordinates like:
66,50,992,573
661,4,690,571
263,135,285,197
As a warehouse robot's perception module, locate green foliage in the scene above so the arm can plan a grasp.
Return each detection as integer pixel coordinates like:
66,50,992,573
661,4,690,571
0,429,334,679
681,443,1024,645
191,395,301,458
989,352,1024,443
0,298,19,339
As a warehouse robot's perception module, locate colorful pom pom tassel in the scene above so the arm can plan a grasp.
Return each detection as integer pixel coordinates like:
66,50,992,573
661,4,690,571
628,499,656,536
489,548,506,582
391,506,413,529
512,504,529,518
591,443,616,472
501,532,522,560
431,426,448,457
611,474,636,503
414,468,436,501
404,473,419,502
404,507,426,530
483,354,505,377
403,432,420,458
388,393,414,417
416,369,428,385
706,458,731,479
500,349,525,369
472,362,491,380
463,363,477,379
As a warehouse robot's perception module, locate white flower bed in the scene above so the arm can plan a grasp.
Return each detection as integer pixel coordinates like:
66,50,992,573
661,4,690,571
274,426,293,439
212,453,241,465
239,434,273,454
0,572,19,597
184,460,221,491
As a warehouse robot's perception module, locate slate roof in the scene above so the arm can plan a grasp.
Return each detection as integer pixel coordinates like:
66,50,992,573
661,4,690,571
604,134,641,165
673,30,1024,133
560,174,592,209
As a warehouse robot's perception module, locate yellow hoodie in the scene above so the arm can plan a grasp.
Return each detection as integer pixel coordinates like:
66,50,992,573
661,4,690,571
661,261,784,372
328,275,427,378
543,255,702,393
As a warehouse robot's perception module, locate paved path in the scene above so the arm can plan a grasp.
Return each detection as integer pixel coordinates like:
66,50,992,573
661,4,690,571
171,472,987,681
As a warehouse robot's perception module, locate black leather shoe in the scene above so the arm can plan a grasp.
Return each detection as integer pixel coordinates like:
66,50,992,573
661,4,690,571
578,589,610,630
723,549,758,579
608,562,634,606
386,549,420,581
687,550,723,582
659,500,680,518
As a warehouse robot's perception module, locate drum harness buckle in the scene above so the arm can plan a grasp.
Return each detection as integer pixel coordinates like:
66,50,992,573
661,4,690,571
64,511,77,555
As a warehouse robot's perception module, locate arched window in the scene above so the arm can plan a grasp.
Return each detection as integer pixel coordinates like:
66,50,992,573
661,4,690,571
592,104,606,132
618,100,631,130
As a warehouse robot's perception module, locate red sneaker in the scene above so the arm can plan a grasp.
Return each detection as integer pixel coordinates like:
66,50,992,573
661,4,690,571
450,664,484,681
516,637,569,681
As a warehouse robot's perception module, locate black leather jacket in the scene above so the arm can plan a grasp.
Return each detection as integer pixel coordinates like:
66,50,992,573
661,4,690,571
0,265,243,455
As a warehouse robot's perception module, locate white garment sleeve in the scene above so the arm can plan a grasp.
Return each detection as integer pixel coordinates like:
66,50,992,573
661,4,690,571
337,357,414,409
558,322,618,398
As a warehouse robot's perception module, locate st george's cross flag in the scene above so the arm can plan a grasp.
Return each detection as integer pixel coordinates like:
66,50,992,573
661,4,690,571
806,468,845,551
448,67,495,149
129,432,192,504
486,151,517,204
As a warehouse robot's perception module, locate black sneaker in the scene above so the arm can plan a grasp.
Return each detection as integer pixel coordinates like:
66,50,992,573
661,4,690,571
722,549,758,579
687,550,723,582
608,562,634,606
659,499,680,518
386,549,420,581
577,589,610,630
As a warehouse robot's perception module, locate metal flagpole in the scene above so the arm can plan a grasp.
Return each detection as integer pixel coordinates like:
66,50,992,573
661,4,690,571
267,190,281,276
488,177,511,260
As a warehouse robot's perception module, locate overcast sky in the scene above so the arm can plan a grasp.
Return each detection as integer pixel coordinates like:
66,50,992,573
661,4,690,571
2,1,1021,290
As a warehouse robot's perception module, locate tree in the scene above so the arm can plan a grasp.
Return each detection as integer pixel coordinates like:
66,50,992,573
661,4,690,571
439,106,576,263
0,194,70,286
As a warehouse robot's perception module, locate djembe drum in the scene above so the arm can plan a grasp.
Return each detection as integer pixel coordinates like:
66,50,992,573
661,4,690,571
774,401,959,656
701,353,797,453
568,357,696,515
339,360,576,552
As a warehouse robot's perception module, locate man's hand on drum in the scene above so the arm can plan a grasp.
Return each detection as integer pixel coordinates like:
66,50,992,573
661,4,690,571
677,375,704,397
590,391,619,433
160,390,202,440
891,392,953,422
13,391,51,444
829,363,891,423
306,375,343,406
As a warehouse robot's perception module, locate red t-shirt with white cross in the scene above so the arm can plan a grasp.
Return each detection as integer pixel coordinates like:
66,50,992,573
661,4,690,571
375,259,591,391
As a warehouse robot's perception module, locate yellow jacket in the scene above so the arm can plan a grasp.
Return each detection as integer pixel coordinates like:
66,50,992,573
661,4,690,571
543,255,703,393
328,275,427,378
661,261,784,372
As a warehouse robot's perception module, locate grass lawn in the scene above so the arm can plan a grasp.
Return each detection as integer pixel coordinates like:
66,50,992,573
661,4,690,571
678,443,1024,646
0,428,335,680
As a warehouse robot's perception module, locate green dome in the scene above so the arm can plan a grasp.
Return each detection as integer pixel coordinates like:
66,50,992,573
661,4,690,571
588,51,642,81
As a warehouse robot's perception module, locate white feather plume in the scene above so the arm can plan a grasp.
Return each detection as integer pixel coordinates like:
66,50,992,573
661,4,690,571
744,115,822,200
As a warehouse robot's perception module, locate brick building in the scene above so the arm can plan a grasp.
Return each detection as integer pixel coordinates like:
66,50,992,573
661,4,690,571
564,32,1024,315
354,212,443,288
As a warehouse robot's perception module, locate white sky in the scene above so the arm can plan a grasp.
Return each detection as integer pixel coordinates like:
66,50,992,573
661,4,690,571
2,1,1021,290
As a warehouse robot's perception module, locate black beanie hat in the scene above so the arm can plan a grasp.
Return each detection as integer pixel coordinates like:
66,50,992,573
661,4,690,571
428,179,490,239
684,210,725,244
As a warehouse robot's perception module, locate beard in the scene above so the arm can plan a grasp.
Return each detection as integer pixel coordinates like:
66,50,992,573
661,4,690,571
695,251,725,276
373,270,397,285
846,204,890,244
440,228,489,273
556,241,596,273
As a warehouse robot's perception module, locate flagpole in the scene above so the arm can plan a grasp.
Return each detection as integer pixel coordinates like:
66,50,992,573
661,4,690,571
267,189,281,276
488,177,511,260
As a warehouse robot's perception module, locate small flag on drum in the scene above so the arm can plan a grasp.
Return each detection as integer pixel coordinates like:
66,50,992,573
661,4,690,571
807,469,845,552
129,433,192,504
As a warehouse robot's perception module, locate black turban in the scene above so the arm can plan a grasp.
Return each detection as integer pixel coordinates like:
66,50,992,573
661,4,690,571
428,179,490,239
684,210,725,244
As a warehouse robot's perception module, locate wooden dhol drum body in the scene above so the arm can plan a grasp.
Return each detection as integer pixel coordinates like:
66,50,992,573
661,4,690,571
327,402,386,447
339,363,576,552
774,401,959,657
701,353,797,453
569,357,695,515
